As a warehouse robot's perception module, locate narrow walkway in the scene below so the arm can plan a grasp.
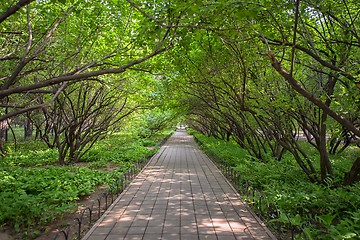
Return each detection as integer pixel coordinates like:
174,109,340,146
82,130,276,240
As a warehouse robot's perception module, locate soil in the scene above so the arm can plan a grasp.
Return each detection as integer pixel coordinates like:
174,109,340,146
34,184,110,240
33,161,124,240
0,233,14,240
0,184,111,240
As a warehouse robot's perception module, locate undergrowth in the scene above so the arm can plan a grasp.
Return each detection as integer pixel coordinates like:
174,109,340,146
192,131,360,240
0,130,171,239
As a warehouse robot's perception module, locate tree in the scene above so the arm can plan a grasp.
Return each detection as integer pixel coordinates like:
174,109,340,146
165,0,359,185
261,0,360,184
50,82,133,164
0,0,175,122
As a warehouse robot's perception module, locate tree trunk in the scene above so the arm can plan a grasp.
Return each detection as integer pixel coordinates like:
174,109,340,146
319,113,333,183
274,144,286,160
0,120,8,157
24,116,33,140
344,157,360,186
0,137,5,157
57,145,67,165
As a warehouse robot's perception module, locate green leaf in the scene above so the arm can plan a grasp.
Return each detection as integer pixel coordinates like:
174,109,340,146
290,214,302,226
317,213,337,226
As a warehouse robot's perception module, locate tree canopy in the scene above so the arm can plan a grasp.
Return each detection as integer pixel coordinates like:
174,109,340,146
1,1,360,239
0,0,359,182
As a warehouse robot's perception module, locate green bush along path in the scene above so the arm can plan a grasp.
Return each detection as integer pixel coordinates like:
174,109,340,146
0,132,167,239
192,131,360,240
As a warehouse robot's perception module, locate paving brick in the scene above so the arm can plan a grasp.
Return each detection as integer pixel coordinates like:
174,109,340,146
142,233,162,240
161,233,181,240
86,236,107,240
180,233,200,239
91,226,112,235
197,227,216,235
145,226,163,234
216,233,237,240
180,225,198,234
109,224,128,235
199,234,217,240
123,235,143,240
147,219,165,227
106,235,125,240
130,219,148,227
162,226,180,233
126,226,146,235
81,130,276,240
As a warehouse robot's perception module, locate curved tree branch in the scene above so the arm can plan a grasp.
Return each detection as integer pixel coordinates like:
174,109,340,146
0,0,34,24
0,44,170,99
268,50,360,137
264,38,357,84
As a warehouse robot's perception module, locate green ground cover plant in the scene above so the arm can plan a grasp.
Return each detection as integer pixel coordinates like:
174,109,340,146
0,167,107,231
0,130,171,238
83,134,157,164
2,146,58,167
192,131,360,240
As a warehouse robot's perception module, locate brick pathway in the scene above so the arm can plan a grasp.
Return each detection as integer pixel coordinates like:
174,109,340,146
82,130,276,240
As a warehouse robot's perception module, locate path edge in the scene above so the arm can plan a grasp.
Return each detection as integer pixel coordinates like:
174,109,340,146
192,134,278,240
81,144,168,240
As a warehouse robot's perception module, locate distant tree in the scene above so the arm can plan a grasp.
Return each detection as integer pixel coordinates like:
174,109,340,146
46,82,133,164
167,0,359,185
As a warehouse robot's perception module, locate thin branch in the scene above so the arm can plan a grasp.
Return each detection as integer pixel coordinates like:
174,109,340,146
30,18,63,59
0,31,23,35
126,0,166,27
263,38,357,83
0,53,19,61
72,53,116,75
1,18,63,90
128,67,162,75
23,6,33,61
0,103,48,122
0,83,67,122
0,104,25,108
291,0,300,76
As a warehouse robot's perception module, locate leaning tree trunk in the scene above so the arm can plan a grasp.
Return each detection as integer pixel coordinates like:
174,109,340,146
318,74,337,183
24,114,33,140
319,112,333,183
0,120,9,157
344,157,360,186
